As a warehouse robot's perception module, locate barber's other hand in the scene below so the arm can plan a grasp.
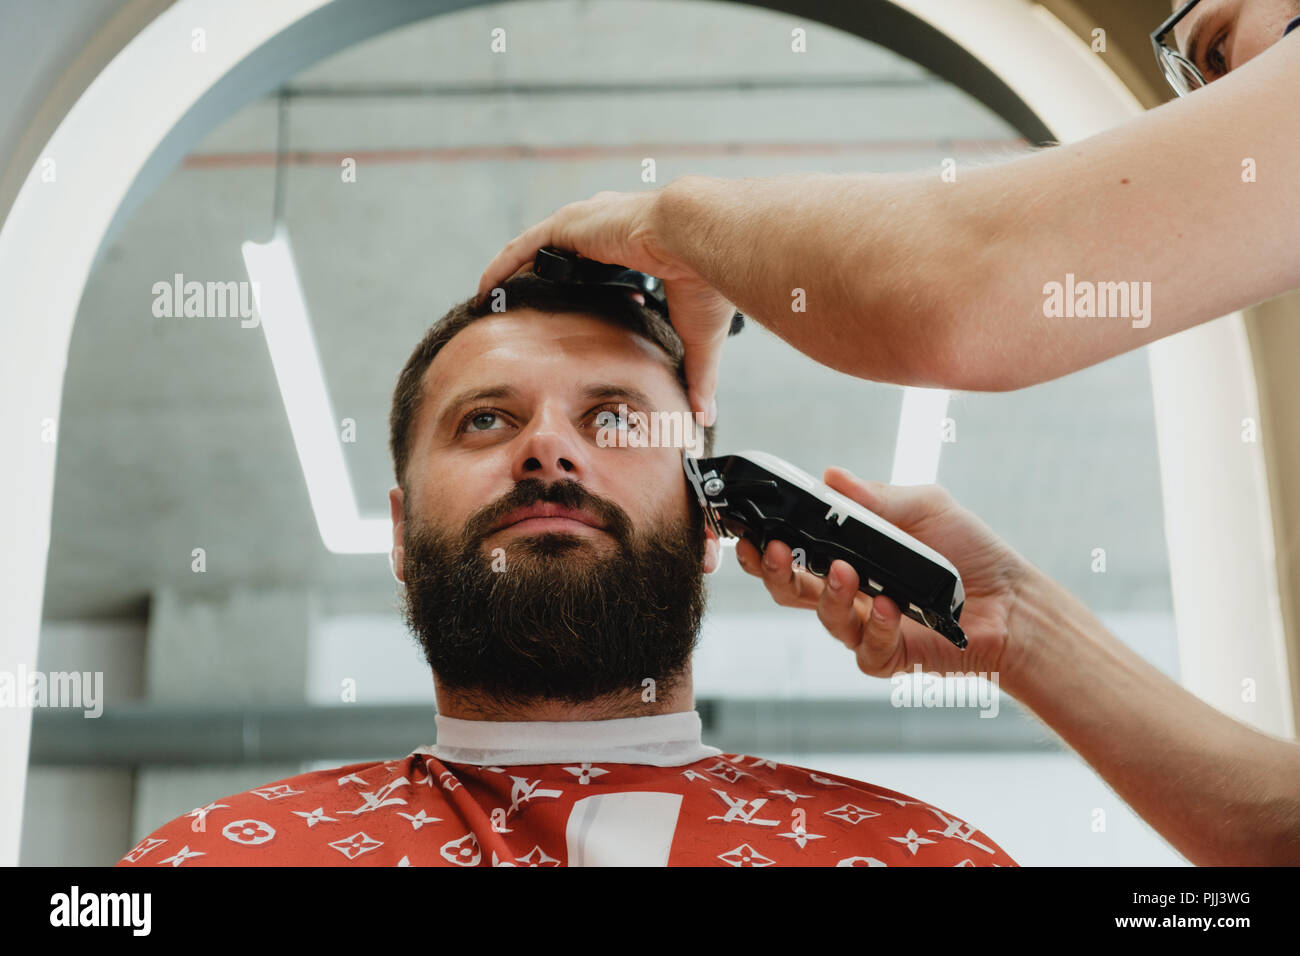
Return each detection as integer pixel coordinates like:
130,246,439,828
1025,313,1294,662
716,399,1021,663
475,187,735,424
734,468,1028,679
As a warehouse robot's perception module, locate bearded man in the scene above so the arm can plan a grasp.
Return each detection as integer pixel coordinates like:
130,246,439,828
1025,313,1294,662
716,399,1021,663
117,272,1015,868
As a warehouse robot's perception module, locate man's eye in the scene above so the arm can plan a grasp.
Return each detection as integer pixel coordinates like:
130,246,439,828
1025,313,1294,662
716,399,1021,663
593,405,647,432
1205,33,1228,77
461,410,507,433
595,408,630,430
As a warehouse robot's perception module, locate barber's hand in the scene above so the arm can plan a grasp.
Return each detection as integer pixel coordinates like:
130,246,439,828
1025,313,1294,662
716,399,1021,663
735,467,1028,679
476,187,735,424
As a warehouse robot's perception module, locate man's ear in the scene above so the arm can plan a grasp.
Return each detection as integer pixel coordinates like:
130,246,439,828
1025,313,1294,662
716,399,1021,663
388,486,406,583
702,522,721,574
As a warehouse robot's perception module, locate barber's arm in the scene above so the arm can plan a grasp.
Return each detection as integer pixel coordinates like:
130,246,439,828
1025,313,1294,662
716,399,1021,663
739,469,1300,866
481,33,1300,410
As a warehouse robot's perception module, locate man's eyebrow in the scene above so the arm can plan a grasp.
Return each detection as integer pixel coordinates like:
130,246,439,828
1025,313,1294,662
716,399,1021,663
581,383,659,408
434,385,516,431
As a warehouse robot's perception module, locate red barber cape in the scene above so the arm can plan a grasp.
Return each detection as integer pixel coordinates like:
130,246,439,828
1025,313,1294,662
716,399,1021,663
117,744,1016,867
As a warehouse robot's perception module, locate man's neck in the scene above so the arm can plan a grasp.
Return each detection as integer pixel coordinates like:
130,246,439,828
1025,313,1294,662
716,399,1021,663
433,674,694,722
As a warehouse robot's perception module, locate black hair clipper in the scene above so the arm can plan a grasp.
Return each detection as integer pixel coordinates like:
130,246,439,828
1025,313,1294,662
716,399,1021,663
533,246,745,336
685,450,967,649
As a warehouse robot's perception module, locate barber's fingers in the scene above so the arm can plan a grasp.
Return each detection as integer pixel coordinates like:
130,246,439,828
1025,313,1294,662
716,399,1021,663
476,195,612,298
734,538,822,608
477,190,664,301
854,593,904,676
736,541,907,670
734,536,764,575
814,561,904,671
477,217,557,299
815,559,869,650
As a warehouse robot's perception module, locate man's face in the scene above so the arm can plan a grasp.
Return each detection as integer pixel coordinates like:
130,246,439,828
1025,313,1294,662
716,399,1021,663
1170,0,1299,83
389,310,721,706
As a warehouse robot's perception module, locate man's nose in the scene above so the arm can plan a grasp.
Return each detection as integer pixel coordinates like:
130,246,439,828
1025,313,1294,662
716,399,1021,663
510,411,589,482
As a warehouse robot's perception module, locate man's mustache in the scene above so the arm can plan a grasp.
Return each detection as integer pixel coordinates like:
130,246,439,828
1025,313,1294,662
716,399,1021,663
461,478,634,547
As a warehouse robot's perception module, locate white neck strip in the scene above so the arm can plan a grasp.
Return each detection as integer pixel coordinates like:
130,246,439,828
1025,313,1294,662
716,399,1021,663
418,710,722,767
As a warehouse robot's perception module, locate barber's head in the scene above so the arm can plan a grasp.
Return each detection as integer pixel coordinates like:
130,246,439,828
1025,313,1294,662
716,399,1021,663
1168,0,1300,83
387,272,720,709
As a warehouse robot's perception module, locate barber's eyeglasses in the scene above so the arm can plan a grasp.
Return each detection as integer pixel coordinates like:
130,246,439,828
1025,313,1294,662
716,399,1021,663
1151,0,1207,97
1153,2,1300,98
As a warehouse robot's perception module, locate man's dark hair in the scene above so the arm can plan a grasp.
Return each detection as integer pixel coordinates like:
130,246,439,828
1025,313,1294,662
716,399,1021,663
388,271,716,490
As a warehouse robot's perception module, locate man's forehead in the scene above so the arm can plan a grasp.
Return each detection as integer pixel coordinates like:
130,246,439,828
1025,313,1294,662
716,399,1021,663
420,310,682,417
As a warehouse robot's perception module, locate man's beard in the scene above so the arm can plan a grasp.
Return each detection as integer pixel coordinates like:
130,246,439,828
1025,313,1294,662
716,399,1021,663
400,476,707,709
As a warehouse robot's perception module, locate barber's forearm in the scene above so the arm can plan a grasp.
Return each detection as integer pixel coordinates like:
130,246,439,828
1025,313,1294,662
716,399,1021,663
654,170,982,387
654,38,1300,393
1004,567,1300,866
656,164,1177,391
655,163,1190,392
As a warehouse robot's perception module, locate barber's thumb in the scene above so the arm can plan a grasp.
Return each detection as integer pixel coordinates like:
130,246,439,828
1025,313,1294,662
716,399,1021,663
824,466,890,514
825,467,935,529
684,352,722,426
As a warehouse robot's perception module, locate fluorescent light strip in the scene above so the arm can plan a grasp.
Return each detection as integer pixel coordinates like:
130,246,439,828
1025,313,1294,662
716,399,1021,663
242,228,390,553
890,387,950,485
